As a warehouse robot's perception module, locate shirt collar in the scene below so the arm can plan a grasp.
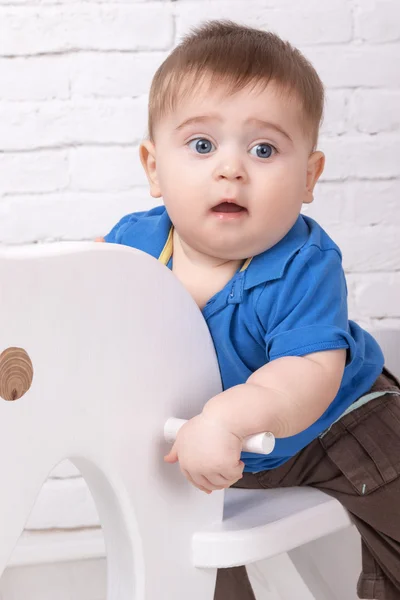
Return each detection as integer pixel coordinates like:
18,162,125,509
140,206,173,260
243,216,309,289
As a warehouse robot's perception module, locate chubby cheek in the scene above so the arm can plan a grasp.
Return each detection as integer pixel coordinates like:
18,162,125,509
270,159,307,199
254,167,306,232
258,166,301,203
157,154,207,206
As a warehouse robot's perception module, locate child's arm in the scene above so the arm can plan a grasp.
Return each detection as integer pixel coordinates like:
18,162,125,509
165,349,345,493
202,348,346,439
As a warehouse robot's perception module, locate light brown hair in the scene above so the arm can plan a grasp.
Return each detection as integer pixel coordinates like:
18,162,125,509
148,20,324,148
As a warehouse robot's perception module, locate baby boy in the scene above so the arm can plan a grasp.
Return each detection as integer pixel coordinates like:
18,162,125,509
98,21,400,600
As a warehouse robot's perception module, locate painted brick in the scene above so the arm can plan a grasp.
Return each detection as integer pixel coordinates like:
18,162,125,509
320,135,400,180
352,90,400,133
355,0,400,43
0,150,69,194
175,1,352,45
0,189,155,244
0,4,173,55
70,52,167,98
69,146,147,192
302,45,400,88
0,56,69,100
0,98,148,150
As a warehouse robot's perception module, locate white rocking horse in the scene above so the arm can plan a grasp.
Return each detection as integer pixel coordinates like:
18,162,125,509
0,241,398,599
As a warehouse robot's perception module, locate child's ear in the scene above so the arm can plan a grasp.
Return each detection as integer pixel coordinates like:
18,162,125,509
303,151,325,204
139,140,162,198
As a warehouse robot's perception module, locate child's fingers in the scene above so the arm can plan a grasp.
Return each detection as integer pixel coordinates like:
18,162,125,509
220,464,244,483
182,469,213,494
192,473,226,492
207,473,238,487
164,445,179,463
185,472,212,494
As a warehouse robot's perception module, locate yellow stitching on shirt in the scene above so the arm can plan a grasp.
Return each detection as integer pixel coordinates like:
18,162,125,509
240,257,253,272
158,226,173,265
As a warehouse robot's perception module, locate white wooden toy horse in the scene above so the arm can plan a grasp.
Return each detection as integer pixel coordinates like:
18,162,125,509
0,241,226,599
0,241,398,600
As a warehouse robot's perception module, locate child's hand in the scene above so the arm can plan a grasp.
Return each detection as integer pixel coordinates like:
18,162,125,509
95,237,105,242
164,413,244,494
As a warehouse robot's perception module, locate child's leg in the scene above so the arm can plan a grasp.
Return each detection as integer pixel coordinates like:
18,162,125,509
214,564,258,600
314,368,400,599
215,368,400,600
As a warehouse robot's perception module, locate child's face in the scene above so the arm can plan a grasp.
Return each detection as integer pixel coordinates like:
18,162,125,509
140,80,324,260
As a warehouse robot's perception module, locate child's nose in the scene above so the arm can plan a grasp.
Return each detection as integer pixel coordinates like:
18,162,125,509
213,155,247,182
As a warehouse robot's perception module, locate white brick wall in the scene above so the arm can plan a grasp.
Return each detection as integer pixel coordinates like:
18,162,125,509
0,0,399,325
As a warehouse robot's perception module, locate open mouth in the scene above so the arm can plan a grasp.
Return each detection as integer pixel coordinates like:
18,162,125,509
212,202,246,213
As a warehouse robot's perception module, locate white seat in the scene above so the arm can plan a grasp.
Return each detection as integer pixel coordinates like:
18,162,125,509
194,486,352,568
0,242,398,599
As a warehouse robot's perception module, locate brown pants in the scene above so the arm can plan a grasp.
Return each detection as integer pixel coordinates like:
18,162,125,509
215,368,400,600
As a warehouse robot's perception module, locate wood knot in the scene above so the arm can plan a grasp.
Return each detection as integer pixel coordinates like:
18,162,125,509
0,347,34,402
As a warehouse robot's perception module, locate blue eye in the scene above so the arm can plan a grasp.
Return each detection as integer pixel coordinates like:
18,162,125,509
250,143,275,159
188,138,215,154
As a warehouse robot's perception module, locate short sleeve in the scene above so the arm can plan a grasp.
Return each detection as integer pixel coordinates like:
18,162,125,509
104,211,147,244
257,246,357,366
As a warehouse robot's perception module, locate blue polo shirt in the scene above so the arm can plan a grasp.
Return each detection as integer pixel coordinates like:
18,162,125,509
104,205,384,472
